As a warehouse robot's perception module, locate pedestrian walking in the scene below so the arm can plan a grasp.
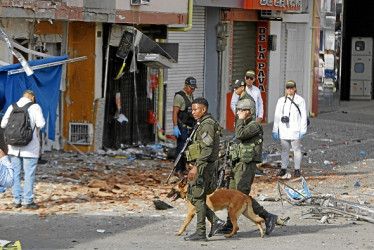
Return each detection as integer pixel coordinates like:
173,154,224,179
231,70,263,123
218,99,278,236
183,97,224,241
1,90,45,209
172,77,196,179
272,80,307,177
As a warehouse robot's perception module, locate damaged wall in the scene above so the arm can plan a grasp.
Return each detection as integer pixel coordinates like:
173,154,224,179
0,0,189,25
63,22,96,152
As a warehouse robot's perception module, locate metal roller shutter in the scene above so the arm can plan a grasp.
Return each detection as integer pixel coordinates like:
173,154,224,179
280,23,307,95
165,6,206,135
232,21,257,82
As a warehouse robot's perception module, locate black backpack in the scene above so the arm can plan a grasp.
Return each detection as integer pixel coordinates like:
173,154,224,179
3,102,35,146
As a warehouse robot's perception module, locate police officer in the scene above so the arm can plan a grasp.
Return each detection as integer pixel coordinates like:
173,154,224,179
172,77,197,179
231,79,256,122
184,97,224,241
218,99,278,236
232,78,264,176
231,70,264,123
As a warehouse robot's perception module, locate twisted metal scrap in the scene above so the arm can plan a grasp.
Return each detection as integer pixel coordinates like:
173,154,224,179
0,27,33,76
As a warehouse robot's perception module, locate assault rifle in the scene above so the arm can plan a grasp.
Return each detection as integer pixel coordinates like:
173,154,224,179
216,136,236,189
166,121,200,184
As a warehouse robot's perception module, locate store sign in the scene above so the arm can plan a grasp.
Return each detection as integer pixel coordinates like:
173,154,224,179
244,0,301,11
256,22,268,92
259,0,301,8
256,22,268,120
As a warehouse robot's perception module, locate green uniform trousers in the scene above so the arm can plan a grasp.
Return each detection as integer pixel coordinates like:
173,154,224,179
226,161,267,226
187,162,220,235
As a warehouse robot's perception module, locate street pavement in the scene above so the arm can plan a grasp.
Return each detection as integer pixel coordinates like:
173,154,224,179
1,101,374,250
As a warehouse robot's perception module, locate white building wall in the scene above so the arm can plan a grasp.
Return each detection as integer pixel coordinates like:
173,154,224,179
267,21,282,123
267,9,313,122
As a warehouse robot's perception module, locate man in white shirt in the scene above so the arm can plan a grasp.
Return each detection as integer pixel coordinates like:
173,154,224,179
231,70,264,123
1,90,45,209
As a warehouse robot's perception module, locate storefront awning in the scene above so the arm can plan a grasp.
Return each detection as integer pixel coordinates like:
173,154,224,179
111,25,178,69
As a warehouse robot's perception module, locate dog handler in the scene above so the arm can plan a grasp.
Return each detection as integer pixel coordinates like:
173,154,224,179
184,97,224,241
218,99,278,235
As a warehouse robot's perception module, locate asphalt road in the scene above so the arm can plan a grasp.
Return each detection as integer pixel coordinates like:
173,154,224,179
1,101,374,250
1,201,373,250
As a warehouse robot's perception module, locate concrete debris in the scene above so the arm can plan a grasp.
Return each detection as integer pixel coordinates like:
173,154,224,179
0,130,372,222
153,199,174,210
320,215,329,224
279,177,374,224
257,194,278,202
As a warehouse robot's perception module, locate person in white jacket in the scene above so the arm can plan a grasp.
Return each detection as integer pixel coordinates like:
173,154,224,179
1,90,45,209
272,80,307,177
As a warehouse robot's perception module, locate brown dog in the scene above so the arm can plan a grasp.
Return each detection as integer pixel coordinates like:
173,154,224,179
167,178,265,238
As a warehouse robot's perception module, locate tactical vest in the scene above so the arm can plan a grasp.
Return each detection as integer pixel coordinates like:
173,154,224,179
230,120,263,163
185,115,222,162
241,120,263,163
175,91,195,127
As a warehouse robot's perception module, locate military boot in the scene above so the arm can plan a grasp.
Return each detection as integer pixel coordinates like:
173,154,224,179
184,232,207,241
264,213,278,235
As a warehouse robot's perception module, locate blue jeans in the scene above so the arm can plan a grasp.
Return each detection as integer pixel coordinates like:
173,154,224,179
174,127,192,172
10,156,38,205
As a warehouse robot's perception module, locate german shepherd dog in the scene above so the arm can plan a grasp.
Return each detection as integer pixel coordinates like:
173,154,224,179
167,178,265,238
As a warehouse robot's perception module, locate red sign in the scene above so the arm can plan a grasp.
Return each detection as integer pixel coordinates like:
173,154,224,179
244,0,301,11
256,22,268,122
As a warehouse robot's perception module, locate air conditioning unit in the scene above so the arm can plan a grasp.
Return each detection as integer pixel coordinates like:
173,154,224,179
69,122,93,145
131,0,150,5
260,10,281,19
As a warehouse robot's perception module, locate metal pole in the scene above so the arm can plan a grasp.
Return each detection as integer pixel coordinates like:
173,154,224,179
7,56,87,75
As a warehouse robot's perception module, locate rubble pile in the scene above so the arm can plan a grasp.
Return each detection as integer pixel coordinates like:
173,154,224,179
0,150,175,216
0,145,373,223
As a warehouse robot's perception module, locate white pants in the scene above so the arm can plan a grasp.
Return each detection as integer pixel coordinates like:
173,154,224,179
280,139,302,170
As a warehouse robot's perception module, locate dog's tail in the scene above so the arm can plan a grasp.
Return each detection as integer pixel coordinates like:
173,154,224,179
243,196,265,223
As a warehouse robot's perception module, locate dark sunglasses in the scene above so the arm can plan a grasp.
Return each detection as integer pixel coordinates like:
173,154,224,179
245,76,254,80
286,86,295,89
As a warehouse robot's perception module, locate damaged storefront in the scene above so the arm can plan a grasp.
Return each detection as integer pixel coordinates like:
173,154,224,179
0,0,189,153
102,25,177,149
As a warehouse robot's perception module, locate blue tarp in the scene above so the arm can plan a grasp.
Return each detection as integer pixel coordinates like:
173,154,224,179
0,55,68,141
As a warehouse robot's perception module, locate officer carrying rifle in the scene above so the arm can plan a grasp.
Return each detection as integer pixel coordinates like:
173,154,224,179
182,97,224,241
216,136,236,189
166,121,200,184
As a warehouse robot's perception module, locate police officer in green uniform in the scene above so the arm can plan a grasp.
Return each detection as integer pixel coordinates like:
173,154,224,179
218,99,278,236
184,97,224,241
